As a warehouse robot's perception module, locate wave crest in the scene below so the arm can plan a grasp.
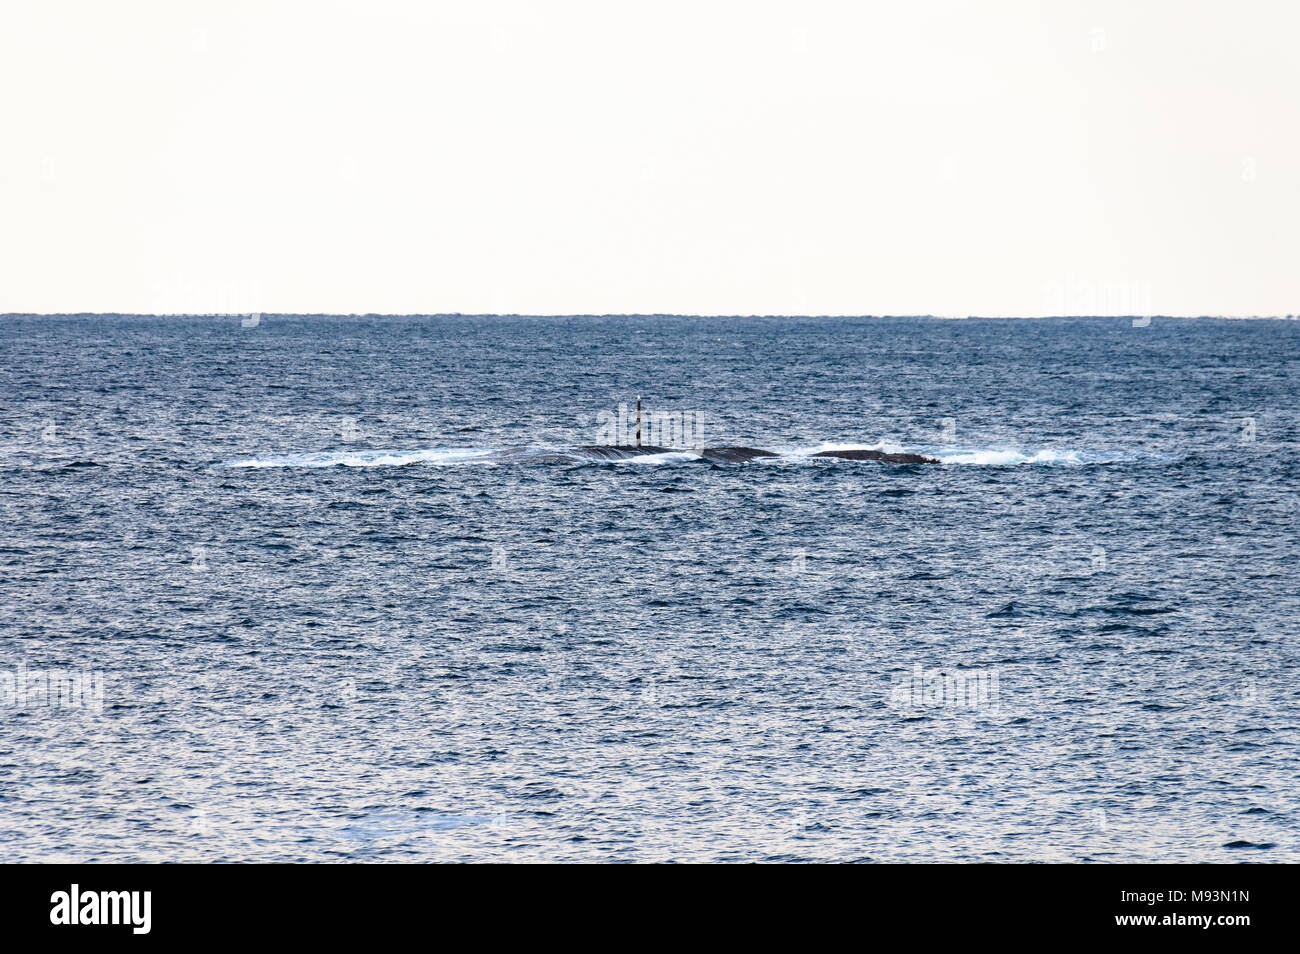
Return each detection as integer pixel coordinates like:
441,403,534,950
219,442,1110,470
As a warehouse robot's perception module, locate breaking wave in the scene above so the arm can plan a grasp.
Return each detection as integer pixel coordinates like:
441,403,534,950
220,442,1124,470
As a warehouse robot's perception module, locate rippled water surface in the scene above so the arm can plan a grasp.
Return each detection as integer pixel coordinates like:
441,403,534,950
2,315,1297,861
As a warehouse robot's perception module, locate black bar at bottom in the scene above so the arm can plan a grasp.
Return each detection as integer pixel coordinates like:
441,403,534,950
0,863,1285,943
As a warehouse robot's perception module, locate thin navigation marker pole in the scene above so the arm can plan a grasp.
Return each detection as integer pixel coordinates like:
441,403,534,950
635,396,642,447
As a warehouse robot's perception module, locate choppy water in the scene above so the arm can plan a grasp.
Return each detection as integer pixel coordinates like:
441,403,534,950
2,314,1297,862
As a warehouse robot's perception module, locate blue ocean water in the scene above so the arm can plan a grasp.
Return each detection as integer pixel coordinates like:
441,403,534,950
1,314,1296,862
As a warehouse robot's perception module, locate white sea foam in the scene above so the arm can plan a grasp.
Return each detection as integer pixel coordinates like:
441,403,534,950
621,451,700,465
224,447,494,468
935,448,1084,466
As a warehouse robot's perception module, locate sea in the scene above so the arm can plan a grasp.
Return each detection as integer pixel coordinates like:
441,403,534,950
1,314,1296,862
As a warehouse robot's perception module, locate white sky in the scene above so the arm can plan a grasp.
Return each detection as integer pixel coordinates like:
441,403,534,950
2,0,1297,316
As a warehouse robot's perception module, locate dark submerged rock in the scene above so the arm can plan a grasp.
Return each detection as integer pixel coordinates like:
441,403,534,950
810,448,938,464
